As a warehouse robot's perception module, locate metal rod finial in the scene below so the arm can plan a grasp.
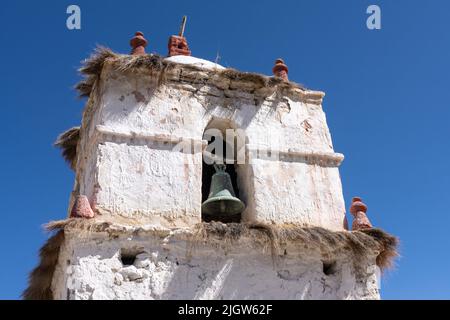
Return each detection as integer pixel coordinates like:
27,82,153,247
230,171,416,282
179,16,187,37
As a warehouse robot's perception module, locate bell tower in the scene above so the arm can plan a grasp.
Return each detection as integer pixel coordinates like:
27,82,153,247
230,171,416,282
24,22,398,300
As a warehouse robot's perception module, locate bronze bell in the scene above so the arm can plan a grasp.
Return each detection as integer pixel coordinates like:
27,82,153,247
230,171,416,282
202,164,245,220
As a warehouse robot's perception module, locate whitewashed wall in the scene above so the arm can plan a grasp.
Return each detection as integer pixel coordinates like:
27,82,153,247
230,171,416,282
75,59,346,230
52,231,380,300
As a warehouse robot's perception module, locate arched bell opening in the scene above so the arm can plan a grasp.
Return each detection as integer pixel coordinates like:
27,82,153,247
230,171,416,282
201,119,246,223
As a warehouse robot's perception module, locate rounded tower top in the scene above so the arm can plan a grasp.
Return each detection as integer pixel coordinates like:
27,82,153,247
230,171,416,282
164,55,225,70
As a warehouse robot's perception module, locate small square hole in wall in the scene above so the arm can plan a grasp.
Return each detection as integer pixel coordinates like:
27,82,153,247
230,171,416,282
120,248,143,266
322,261,337,276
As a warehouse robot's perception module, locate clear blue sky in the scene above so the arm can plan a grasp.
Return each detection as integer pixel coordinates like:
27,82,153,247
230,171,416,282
1,0,449,300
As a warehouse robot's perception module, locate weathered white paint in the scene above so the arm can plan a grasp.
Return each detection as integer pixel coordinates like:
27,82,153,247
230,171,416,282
49,55,387,301
165,55,225,70
74,58,347,230
52,229,380,300
246,158,345,228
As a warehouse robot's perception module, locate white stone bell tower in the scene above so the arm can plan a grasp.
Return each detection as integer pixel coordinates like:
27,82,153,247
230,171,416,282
24,27,397,300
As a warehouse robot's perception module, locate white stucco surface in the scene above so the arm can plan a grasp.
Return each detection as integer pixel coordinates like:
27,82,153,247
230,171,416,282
38,54,395,302
165,55,225,70
52,230,380,300
73,61,347,230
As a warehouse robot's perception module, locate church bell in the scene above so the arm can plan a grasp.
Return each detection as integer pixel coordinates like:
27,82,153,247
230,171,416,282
201,164,245,220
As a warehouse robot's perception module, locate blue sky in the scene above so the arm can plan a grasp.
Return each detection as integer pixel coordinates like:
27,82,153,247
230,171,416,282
0,0,449,299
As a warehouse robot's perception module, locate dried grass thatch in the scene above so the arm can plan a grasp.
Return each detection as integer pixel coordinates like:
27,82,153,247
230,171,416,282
46,218,112,235
75,47,118,98
75,47,169,99
47,220,398,272
195,222,398,272
24,218,397,300
54,127,80,170
75,47,306,99
22,230,64,300
219,68,271,88
360,228,399,270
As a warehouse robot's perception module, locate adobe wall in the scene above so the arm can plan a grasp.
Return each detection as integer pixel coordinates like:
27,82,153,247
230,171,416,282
75,60,346,230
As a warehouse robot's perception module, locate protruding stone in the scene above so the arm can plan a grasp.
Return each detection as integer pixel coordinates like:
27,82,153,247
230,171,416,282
350,197,372,230
272,58,289,81
70,195,95,219
130,32,148,56
168,35,191,57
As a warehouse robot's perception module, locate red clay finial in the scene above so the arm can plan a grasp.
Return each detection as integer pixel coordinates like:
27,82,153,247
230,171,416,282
350,197,372,230
272,58,289,81
130,31,148,56
168,35,191,57
168,16,191,57
70,195,95,219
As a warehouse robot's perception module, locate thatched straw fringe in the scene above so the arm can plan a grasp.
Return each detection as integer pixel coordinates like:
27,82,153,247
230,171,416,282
75,47,118,98
23,219,398,300
195,222,398,272
46,218,113,235
361,228,399,270
22,230,64,300
44,218,398,272
75,47,306,99
54,127,80,170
